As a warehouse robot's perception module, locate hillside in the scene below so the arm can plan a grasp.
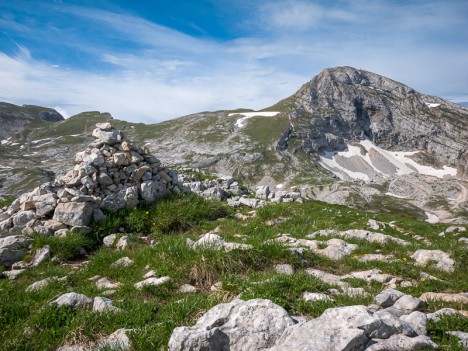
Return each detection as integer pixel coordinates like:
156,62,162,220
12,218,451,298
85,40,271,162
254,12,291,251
0,102,64,141
0,67,467,223
0,120,466,351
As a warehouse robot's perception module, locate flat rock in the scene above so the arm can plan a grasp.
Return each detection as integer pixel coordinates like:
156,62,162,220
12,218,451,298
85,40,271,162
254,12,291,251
134,276,170,289
427,308,464,322
410,249,455,272
179,284,198,293
103,233,117,247
315,238,358,260
303,292,334,302
51,292,93,309
343,269,395,283
96,277,119,290
305,268,350,288
420,292,468,304
2,269,25,279
110,257,134,268
275,264,295,275
401,311,427,336
92,128,122,145
190,233,225,250
365,334,437,350
385,295,426,317
116,236,130,251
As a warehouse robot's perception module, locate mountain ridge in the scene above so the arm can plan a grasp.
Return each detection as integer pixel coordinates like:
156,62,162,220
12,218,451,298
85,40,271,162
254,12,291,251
1,66,467,223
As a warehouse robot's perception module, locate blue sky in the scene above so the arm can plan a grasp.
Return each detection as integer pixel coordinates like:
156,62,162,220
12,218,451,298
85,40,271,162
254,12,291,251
0,0,467,122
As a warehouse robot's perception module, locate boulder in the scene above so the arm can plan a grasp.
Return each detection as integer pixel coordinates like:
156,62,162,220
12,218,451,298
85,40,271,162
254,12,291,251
53,202,93,227
374,289,406,308
50,292,93,309
168,299,295,351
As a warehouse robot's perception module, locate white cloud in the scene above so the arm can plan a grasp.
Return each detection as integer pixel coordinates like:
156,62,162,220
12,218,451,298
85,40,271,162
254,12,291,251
0,0,467,124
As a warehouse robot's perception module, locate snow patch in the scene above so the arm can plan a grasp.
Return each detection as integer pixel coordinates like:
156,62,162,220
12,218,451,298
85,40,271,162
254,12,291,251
1,140,9,145
276,184,283,189
424,101,440,108
228,111,280,128
319,139,457,181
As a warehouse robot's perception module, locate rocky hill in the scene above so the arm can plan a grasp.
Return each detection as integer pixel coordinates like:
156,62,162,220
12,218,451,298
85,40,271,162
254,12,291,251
0,102,64,141
0,67,467,223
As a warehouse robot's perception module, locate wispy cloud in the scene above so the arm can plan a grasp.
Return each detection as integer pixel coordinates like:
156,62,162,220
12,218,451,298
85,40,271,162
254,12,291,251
0,0,467,122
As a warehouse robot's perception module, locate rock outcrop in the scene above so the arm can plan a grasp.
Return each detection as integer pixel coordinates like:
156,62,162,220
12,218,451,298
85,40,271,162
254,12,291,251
169,292,438,351
281,66,468,178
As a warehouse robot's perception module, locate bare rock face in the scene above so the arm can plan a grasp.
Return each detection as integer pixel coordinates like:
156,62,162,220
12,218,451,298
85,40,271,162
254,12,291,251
285,66,468,177
168,299,296,351
170,297,437,351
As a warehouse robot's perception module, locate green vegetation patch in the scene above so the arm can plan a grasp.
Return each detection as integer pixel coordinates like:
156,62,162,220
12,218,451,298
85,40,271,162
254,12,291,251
0,193,466,350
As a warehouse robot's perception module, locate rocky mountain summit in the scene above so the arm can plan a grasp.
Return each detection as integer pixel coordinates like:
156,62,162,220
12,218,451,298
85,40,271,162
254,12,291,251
278,66,467,178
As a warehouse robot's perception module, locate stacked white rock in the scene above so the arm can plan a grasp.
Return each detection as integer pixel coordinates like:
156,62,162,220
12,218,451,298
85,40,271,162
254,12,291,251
0,123,180,267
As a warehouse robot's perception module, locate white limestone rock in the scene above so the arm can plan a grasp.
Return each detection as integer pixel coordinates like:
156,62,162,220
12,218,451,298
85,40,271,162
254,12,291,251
168,299,295,351
134,276,170,289
93,296,121,313
410,249,455,272
365,334,437,350
53,202,94,227
110,257,134,268
30,245,50,267
51,292,93,309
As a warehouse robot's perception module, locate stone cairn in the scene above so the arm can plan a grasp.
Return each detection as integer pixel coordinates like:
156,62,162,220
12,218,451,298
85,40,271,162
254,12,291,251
0,123,180,267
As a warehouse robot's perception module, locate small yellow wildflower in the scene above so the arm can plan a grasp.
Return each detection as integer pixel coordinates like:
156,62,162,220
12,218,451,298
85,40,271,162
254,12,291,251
145,211,149,215
117,281,121,285
353,255,358,259
420,278,425,282
402,257,407,261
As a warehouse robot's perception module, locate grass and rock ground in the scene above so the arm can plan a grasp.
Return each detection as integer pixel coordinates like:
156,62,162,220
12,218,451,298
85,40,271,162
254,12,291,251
0,193,467,350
